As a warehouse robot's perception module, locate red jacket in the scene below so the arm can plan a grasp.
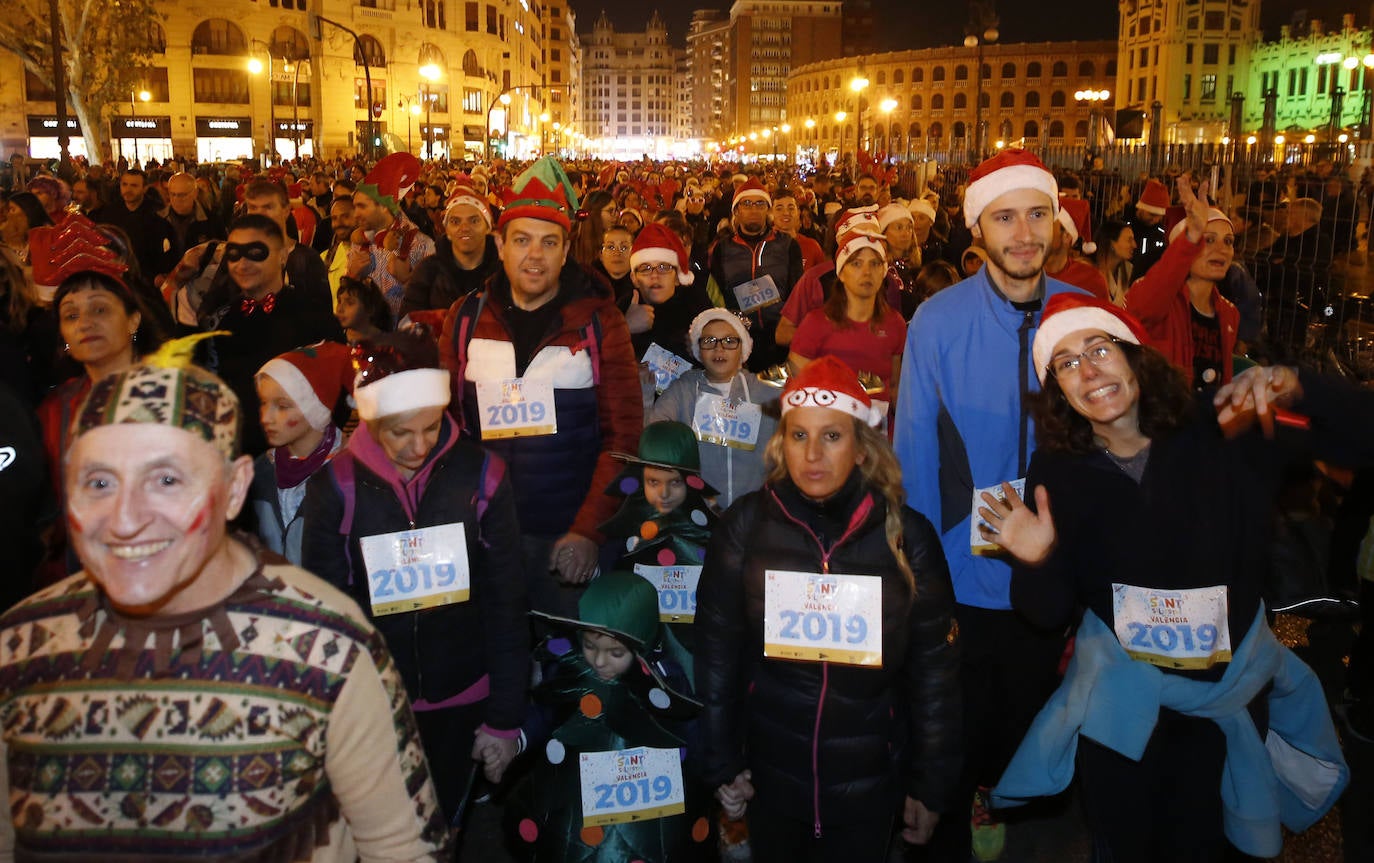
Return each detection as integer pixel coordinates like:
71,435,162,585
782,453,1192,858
1125,235,1239,384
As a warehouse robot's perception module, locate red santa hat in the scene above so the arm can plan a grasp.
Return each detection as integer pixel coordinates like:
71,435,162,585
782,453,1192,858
835,228,888,273
962,148,1059,229
732,178,771,208
629,223,693,286
835,205,881,239
359,153,422,215
1137,179,1170,216
1031,292,1149,384
1056,197,1097,255
780,355,884,427
256,341,353,431
351,325,451,422
445,184,493,228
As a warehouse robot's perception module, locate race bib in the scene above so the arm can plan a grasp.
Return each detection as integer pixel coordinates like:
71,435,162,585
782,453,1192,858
763,570,883,666
1111,583,1233,670
732,274,781,314
970,478,1026,554
692,393,762,451
633,564,702,623
475,377,556,439
641,343,693,394
359,523,471,616
579,747,685,827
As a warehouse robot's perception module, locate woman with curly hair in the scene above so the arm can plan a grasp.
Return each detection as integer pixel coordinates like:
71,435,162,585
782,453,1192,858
977,293,1367,863
570,189,619,270
696,356,959,860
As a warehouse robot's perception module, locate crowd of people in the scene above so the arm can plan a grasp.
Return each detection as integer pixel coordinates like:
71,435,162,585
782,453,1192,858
0,143,1372,863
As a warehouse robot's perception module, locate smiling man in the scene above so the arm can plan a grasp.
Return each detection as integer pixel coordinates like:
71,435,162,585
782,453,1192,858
893,148,1087,862
0,358,448,860
441,157,641,618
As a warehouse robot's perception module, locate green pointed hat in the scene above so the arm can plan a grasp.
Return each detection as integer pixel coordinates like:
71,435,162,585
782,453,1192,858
497,156,580,231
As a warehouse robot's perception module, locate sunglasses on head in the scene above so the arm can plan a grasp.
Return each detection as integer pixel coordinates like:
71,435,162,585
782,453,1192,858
224,241,272,263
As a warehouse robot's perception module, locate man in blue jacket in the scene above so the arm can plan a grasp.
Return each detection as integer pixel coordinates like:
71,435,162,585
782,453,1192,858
892,148,1087,862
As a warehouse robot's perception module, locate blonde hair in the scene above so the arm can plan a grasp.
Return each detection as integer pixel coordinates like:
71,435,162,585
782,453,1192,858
763,413,916,594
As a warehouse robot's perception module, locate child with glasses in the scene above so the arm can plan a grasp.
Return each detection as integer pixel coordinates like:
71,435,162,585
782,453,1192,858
649,309,778,509
620,224,711,364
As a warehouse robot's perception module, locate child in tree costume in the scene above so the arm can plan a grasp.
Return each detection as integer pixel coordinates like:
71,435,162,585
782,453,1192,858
507,571,710,863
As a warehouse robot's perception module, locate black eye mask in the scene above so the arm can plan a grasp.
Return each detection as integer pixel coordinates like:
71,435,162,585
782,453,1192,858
224,241,271,263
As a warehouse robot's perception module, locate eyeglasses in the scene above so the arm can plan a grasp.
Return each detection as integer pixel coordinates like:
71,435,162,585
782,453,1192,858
1048,338,1124,379
602,243,631,252
634,263,677,276
687,195,705,202
736,200,770,210
698,336,742,350
224,241,271,263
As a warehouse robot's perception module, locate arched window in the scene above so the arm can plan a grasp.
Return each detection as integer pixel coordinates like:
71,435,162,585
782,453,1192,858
1023,120,1039,138
137,20,167,53
912,68,924,83
932,66,946,82
1049,120,1064,139
890,128,903,150
1106,59,1117,76
191,19,247,55
911,94,923,110
1026,61,1042,78
1074,120,1089,138
893,69,905,84
354,34,386,67
928,122,942,140
953,121,967,139
1078,60,1094,76
982,63,991,80
953,93,967,109
270,26,310,60
908,122,921,139
979,91,989,108
954,64,968,81
876,71,886,85
999,118,1013,139
932,94,944,110
419,43,445,68
1001,62,1015,78
1000,91,1014,108
1051,61,1068,77
462,49,482,76
1050,90,1066,107
1025,91,1041,108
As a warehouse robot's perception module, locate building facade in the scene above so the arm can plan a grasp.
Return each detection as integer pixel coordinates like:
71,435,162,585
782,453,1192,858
686,9,730,140
724,0,846,135
540,0,581,156
1245,14,1374,142
787,41,1118,162
3,0,559,163
579,10,682,158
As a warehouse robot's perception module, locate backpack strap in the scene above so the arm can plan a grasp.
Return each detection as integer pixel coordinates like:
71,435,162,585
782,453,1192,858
330,451,358,583
473,451,507,547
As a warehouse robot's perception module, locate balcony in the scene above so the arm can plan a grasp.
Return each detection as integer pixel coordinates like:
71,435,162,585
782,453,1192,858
354,4,394,22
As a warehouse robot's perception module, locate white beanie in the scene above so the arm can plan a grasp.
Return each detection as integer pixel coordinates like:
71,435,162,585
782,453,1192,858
688,308,753,362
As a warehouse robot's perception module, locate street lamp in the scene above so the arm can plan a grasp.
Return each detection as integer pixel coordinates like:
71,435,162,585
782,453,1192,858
780,123,791,162
1074,88,1110,159
804,117,816,160
282,58,309,160
850,75,869,160
539,111,550,156
964,0,999,162
248,40,277,163
879,97,897,157
397,95,422,153
128,88,151,164
419,60,442,160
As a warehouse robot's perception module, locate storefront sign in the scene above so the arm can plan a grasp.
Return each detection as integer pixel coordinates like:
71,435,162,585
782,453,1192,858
27,116,82,136
195,117,252,136
274,120,314,135
111,116,171,136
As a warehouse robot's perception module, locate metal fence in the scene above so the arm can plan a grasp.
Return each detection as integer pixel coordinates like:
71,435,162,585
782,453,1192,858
893,140,1374,380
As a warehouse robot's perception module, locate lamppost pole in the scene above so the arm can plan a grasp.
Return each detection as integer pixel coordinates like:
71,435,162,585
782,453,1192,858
130,90,139,164
248,40,276,164
964,1,999,163
289,57,305,160
312,14,377,160
850,73,869,163
419,58,442,160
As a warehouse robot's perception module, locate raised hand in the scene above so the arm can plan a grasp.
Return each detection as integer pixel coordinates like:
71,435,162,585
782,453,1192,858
1176,174,1212,244
1214,364,1303,438
624,289,655,334
976,482,1057,566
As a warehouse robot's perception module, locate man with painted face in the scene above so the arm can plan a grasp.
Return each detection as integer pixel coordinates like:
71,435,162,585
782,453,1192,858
441,157,642,619
893,148,1088,862
707,178,804,372
0,353,450,860
202,215,344,456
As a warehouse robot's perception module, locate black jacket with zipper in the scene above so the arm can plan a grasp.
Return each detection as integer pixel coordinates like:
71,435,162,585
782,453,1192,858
694,473,961,829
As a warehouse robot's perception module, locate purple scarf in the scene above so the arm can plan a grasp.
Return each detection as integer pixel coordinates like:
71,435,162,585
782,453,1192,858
274,425,338,490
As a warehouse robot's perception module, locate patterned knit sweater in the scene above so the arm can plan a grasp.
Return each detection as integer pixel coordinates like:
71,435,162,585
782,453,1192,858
0,554,449,862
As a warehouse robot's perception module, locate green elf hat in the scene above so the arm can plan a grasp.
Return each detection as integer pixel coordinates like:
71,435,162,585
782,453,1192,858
357,153,421,215
608,421,719,498
497,155,580,232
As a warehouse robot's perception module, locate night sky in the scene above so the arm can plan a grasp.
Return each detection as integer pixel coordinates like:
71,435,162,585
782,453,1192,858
572,0,1371,52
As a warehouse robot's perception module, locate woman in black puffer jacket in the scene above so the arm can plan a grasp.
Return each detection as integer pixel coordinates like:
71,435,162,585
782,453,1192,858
695,356,961,861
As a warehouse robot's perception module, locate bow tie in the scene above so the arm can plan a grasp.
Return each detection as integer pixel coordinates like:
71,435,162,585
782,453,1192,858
240,293,278,316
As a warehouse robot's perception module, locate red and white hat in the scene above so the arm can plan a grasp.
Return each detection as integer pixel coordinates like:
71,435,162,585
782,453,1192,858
908,198,937,223
257,341,354,431
351,326,451,422
630,223,692,285
835,228,888,273
1031,292,1149,384
732,178,771,208
359,153,422,215
835,205,881,239
688,308,753,362
877,202,914,233
1137,179,1170,216
1167,208,1232,243
781,355,884,426
1056,197,1097,255
445,184,493,228
963,148,1059,229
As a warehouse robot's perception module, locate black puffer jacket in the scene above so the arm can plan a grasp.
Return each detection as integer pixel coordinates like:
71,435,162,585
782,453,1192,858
301,417,528,732
695,473,961,831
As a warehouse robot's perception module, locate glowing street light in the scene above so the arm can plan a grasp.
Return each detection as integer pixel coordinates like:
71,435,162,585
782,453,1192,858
419,61,442,159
